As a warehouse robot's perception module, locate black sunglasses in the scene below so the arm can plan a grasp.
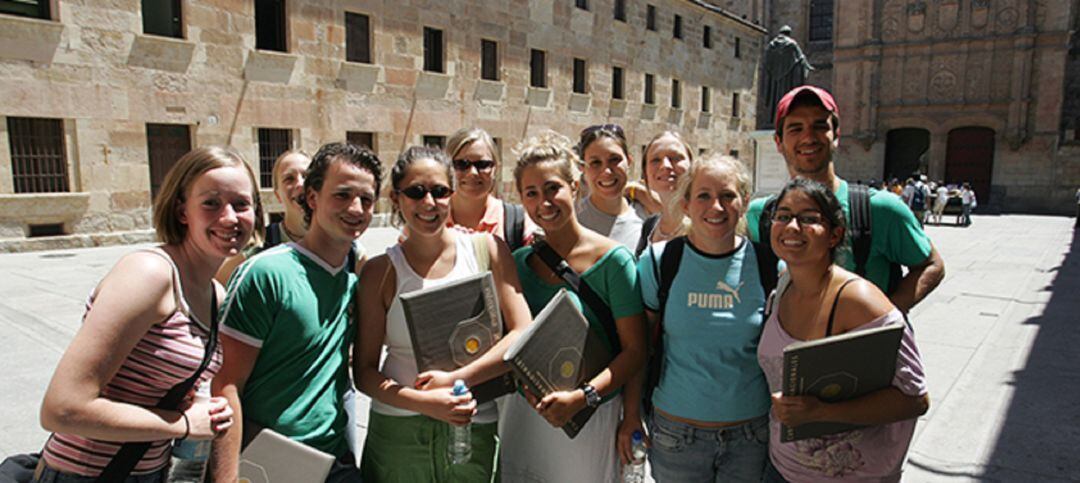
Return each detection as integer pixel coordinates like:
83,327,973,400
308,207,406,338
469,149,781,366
397,184,453,200
452,159,496,172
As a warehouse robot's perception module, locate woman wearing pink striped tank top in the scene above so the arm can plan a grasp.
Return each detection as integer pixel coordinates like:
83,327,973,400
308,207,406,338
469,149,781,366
36,146,263,482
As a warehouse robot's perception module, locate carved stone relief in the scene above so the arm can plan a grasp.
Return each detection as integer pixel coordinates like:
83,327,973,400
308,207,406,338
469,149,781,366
996,0,1019,32
930,66,958,101
937,0,960,34
907,1,927,32
965,51,991,101
971,0,990,29
990,50,1012,99
882,0,905,41
903,56,929,101
881,58,902,104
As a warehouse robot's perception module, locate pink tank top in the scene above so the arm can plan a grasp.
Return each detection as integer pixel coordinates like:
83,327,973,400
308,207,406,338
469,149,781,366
43,248,223,477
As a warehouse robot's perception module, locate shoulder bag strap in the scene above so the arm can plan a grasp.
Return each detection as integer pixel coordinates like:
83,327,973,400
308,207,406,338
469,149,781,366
502,202,525,252
824,278,859,338
635,214,661,257
96,290,220,482
532,241,622,354
756,197,780,295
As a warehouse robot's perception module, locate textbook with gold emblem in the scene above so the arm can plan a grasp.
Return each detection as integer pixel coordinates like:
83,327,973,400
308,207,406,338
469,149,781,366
781,323,905,442
503,289,613,438
400,271,514,403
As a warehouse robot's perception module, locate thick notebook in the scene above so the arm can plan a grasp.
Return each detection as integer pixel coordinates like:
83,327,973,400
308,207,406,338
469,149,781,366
239,427,335,483
503,289,613,438
780,323,905,442
400,271,515,403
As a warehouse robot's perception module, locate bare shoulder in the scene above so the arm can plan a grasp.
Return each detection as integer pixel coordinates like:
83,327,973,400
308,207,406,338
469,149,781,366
834,277,895,332
90,250,177,324
101,251,175,295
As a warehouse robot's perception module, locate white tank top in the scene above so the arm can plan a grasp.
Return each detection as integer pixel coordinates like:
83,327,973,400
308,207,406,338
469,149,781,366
372,232,499,423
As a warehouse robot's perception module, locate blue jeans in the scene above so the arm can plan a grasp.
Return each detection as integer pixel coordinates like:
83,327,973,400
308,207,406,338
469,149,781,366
761,457,789,483
34,466,167,483
962,204,973,226
647,411,768,483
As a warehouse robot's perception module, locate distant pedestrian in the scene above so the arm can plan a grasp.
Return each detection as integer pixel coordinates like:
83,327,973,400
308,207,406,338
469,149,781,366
38,147,260,481
960,183,976,227
758,178,929,482
932,181,949,225
909,175,930,226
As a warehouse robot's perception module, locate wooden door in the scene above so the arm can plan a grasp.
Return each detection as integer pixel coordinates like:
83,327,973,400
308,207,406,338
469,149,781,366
945,127,994,207
146,124,191,201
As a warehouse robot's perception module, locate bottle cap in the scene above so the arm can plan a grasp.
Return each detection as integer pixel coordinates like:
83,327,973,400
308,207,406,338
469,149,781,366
632,430,643,442
452,379,468,396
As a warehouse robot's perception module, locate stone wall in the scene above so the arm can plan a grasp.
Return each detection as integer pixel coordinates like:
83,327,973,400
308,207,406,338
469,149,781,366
0,0,767,250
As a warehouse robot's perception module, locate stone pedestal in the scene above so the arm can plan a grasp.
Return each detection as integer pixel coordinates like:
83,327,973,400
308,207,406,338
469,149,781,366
751,130,787,196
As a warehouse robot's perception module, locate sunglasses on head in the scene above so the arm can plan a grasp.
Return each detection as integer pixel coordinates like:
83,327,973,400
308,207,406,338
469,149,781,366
397,184,453,200
452,159,496,172
581,124,625,138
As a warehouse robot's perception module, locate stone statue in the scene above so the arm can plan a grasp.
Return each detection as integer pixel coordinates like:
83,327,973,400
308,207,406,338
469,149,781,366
762,26,814,128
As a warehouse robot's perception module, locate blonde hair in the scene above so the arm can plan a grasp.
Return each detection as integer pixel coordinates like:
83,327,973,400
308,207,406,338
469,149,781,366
153,146,265,246
513,131,581,193
446,127,500,165
670,153,753,236
271,149,311,190
642,131,695,184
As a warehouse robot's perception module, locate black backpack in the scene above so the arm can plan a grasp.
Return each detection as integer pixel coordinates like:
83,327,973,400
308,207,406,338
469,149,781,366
756,183,900,293
634,214,662,258
264,221,358,269
502,202,527,252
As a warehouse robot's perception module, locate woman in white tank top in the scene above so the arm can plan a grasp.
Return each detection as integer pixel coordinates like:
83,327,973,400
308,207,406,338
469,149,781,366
354,146,533,482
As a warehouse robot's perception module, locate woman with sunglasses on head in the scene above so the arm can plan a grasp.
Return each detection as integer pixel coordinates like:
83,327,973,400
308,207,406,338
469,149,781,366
444,127,537,251
637,131,695,245
355,146,532,482
575,124,651,255
37,147,260,482
500,132,646,483
633,154,771,482
757,178,929,482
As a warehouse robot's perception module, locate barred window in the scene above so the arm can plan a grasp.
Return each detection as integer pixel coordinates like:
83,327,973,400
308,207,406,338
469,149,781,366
8,117,68,194
257,128,292,188
345,12,372,63
347,131,375,149
255,0,287,52
809,0,834,42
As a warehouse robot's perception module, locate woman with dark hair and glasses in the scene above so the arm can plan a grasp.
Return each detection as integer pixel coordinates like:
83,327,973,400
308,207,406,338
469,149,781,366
757,178,929,482
576,124,651,254
355,146,533,482
444,127,537,251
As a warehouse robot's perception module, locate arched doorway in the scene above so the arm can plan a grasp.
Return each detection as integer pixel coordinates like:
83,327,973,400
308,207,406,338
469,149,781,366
883,128,930,181
945,127,994,208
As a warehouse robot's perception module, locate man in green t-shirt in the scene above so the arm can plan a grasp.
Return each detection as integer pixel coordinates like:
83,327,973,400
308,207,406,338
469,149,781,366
745,86,945,312
209,143,383,482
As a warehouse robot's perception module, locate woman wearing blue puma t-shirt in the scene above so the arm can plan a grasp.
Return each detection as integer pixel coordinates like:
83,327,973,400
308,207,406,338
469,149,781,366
634,154,771,482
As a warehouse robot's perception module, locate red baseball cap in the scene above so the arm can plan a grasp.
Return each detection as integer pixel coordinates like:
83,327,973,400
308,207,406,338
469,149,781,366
774,85,839,134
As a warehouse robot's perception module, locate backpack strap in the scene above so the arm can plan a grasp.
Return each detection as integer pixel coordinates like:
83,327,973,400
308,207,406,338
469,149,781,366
471,232,491,272
531,240,622,354
848,183,873,278
502,201,526,252
635,214,661,258
755,196,780,296
96,289,219,482
264,221,282,250
655,236,685,318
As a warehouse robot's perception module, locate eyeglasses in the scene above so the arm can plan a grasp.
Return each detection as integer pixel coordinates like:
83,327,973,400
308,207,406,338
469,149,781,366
397,184,454,200
452,159,496,172
771,211,826,226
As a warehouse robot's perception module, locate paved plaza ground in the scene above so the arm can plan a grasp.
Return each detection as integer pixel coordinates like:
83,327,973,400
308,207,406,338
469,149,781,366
1,215,1077,481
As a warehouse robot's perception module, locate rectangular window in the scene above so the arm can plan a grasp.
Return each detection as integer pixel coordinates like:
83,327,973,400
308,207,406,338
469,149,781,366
732,93,740,118
481,39,499,81
422,135,446,149
257,128,292,188
530,49,547,88
423,27,444,73
646,5,656,31
142,0,183,38
612,66,625,100
29,223,64,237
7,117,68,194
671,79,681,108
575,0,588,10
572,58,587,94
644,73,655,105
809,0,834,42
613,0,626,22
703,25,712,48
735,37,741,58
146,123,192,201
347,131,375,149
345,12,371,63
255,0,287,52
0,0,50,19
673,14,682,39
701,86,711,113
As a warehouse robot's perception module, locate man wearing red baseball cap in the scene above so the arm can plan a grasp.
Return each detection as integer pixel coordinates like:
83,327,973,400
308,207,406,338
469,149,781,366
746,85,945,312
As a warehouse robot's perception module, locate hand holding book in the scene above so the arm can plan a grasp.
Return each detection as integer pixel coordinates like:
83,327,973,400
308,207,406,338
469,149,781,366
535,389,588,428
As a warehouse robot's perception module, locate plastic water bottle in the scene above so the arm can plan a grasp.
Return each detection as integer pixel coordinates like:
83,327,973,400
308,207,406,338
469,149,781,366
623,430,647,483
448,379,472,465
170,382,211,482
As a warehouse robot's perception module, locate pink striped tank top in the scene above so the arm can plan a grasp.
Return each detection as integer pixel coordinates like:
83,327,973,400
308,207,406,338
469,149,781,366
42,248,223,477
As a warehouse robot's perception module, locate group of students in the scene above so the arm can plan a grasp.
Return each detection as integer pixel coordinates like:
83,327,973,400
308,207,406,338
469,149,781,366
30,85,945,483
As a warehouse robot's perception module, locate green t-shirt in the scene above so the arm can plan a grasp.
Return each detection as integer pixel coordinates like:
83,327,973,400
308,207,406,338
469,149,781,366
512,244,644,361
746,179,933,293
220,243,357,457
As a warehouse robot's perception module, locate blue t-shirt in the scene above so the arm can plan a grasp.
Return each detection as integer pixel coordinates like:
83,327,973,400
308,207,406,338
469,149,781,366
638,238,771,422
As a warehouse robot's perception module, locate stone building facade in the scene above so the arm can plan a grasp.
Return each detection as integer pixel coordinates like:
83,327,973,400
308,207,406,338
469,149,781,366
0,0,766,251
761,0,1080,214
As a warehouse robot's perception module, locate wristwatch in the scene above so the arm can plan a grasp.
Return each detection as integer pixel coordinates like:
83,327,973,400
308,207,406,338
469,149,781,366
581,384,601,408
